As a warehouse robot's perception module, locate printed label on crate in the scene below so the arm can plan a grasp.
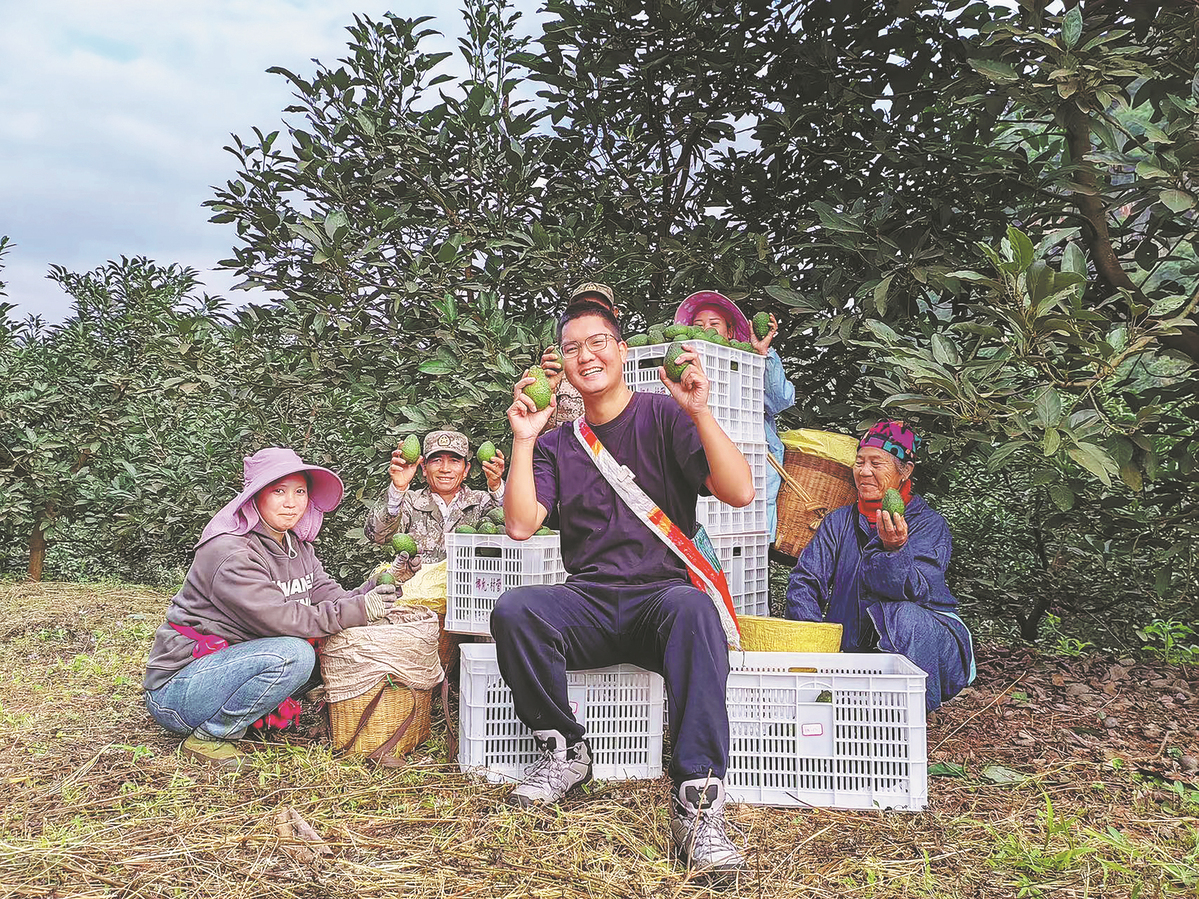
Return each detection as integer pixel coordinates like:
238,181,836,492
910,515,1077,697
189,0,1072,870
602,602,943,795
801,723,824,737
568,685,586,725
474,573,504,599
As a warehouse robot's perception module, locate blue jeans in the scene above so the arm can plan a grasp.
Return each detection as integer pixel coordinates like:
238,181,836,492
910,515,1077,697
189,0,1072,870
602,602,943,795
144,636,317,741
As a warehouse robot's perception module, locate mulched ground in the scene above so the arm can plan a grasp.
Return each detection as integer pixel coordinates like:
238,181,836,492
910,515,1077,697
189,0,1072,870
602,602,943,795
1,581,1196,899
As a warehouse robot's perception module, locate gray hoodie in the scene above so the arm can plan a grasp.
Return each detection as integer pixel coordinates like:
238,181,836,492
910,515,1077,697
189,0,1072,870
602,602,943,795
144,524,372,690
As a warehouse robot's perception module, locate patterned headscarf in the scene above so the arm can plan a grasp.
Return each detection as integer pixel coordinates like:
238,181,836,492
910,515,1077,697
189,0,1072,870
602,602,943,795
859,420,922,463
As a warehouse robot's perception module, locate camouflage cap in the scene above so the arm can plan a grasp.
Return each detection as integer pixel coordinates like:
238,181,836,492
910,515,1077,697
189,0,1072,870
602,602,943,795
423,429,469,459
568,281,616,310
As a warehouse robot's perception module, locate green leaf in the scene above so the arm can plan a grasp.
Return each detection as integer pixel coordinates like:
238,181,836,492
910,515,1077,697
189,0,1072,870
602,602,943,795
988,441,1027,471
1049,483,1074,511
1062,242,1087,277
873,275,893,316
982,764,1028,786
929,762,968,778
1006,226,1035,271
865,320,899,344
1033,386,1063,428
1159,190,1195,213
1043,427,1061,456
968,58,1019,83
324,211,349,240
1067,442,1116,486
765,285,823,312
930,333,960,366
1061,6,1083,49
1118,461,1143,491
417,359,457,375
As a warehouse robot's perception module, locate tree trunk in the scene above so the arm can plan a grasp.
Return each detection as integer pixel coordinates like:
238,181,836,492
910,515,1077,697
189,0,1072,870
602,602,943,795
27,507,48,582
1016,595,1053,642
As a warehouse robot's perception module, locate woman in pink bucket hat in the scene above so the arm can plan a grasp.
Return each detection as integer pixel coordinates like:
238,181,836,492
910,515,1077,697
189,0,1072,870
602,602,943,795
143,447,408,771
674,291,797,541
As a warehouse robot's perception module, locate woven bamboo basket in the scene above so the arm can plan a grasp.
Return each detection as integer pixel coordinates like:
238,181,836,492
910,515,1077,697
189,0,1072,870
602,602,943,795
738,615,843,653
329,679,433,760
773,447,857,558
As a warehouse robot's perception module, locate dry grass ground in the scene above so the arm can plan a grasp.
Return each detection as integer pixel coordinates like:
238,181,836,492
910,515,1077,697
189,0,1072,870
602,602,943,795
0,581,1196,899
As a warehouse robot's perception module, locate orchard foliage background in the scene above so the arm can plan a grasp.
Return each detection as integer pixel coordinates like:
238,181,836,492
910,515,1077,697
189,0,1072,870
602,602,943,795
1,0,1196,651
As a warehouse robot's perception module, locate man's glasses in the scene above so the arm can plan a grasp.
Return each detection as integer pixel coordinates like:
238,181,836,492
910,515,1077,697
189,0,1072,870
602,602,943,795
561,333,618,357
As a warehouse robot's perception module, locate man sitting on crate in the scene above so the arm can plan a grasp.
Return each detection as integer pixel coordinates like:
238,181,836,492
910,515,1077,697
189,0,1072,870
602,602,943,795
494,301,755,877
365,429,506,564
784,420,976,713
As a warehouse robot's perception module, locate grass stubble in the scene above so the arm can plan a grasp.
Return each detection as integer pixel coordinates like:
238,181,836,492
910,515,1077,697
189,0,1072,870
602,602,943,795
0,581,1195,899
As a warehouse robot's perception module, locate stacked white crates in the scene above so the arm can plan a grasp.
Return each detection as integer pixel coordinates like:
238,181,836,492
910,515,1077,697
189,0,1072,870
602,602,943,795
623,340,770,618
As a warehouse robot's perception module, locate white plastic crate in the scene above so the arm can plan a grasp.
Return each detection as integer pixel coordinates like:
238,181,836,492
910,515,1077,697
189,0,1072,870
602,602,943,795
724,651,928,810
624,342,765,445
697,441,768,535
458,643,665,783
445,532,567,634
710,532,770,617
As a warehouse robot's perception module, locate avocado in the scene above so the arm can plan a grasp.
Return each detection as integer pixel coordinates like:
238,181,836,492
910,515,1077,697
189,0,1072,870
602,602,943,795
523,366,552,411
476,521,497,535
647,328,666,345
476,440,497,464
487,507,506,525
626,333,650,347
752,311,771,339
534,527,554,536
399,434,421,463
881,488,905,517
454,525,477,534
391,533,418,557
663,341,691,382
376,570,396,586
664,324,689,340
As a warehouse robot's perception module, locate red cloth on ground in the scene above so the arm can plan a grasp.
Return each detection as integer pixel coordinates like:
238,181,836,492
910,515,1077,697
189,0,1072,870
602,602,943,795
858,479,912,526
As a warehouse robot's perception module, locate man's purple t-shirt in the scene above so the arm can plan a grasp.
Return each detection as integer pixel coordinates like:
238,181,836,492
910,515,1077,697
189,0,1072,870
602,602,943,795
532,391,711,585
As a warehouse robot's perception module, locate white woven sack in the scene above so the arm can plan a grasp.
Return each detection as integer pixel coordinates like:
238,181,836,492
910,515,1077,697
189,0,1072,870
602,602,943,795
321,604,444,703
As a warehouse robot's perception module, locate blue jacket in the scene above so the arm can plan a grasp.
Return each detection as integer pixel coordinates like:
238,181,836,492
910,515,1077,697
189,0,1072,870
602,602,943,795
784,496,975,707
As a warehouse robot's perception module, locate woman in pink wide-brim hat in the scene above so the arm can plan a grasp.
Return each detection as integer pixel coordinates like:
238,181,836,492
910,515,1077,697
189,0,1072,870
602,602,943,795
673,291,798,542
142,447,416,771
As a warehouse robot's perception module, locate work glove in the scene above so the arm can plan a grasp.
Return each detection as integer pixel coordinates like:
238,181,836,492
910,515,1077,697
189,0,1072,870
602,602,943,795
363,583,397,622
392,550,422,583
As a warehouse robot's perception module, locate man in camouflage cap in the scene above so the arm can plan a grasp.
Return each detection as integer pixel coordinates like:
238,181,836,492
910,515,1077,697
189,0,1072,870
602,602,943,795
365,428,506,563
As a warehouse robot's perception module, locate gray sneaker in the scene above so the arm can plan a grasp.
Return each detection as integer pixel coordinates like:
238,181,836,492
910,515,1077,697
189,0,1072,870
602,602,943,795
671,777,745,877
509,730,593,807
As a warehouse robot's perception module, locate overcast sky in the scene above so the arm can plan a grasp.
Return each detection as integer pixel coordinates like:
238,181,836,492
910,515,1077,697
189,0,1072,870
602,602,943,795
1,1,542,324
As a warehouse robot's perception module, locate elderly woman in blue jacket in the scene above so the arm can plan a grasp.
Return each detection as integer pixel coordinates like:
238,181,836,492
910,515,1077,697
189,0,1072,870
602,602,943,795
785,421,975,712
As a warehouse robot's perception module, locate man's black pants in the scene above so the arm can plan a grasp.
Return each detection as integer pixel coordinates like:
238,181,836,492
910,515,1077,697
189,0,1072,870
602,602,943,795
491,578,730,784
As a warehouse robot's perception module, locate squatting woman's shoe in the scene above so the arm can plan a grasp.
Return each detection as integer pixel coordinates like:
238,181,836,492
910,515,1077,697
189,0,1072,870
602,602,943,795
181,734,247,772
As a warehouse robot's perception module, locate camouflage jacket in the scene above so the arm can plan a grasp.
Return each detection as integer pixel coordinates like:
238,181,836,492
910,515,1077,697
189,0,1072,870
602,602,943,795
549,378,584,430
364,486,499,564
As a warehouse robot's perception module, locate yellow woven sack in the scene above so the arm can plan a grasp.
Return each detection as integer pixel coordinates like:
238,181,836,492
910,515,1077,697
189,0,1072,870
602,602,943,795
779,429,859,467
395,560,448,616
738,616,843,653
